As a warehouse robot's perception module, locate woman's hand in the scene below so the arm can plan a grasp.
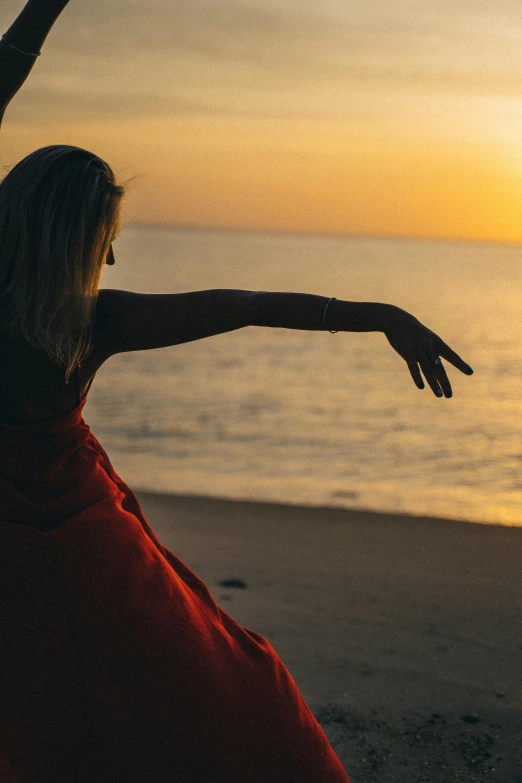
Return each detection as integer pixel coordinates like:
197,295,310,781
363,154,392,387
381,306,474,398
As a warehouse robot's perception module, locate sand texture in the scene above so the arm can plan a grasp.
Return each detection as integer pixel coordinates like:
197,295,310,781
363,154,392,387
136,491,522,783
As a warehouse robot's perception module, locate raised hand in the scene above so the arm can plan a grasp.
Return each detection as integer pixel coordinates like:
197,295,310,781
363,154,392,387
382,306,474,398
0,0,71,122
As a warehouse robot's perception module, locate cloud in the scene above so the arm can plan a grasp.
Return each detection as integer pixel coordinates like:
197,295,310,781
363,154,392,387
3,0,522,127
3,84,217,124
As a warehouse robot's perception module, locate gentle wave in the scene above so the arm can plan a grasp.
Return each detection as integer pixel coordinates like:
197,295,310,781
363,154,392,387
86,225,522,527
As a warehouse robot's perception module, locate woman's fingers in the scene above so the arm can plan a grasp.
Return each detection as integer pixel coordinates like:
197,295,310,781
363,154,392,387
407,362,424,389
435,362,453,397
409,357,454,398
422,346,453,398
418,357,446,397
386,319,474,397
435,337,473,375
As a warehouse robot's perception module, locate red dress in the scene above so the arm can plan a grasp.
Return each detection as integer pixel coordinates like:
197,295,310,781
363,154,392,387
0,363,350,782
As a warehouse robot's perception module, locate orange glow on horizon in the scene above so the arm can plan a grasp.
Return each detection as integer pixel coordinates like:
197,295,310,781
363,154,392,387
5,115,520,246
3,0,522,245
3,81,522,247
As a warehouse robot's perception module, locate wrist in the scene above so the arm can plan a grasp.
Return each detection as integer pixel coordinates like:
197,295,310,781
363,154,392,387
377,304,417,332
4,0,69,53
369,303,407,331
330,301,397,332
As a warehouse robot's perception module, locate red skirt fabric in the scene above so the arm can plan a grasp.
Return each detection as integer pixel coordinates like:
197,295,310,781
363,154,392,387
0,393,350,782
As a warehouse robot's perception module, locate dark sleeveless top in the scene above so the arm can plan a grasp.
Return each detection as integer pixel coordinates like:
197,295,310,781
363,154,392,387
0,361,94,429
75,362,95,408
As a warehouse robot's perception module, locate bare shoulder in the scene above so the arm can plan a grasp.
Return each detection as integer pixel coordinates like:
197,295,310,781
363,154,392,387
95,288,191,356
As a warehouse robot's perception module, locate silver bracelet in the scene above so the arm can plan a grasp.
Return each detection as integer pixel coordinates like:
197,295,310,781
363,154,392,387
323,297,339,334
1,35,41,58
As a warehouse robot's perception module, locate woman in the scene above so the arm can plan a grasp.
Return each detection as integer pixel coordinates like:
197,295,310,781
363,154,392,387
0,2,474,781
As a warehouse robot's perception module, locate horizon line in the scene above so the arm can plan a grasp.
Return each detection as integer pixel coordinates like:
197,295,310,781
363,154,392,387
124,221,522,250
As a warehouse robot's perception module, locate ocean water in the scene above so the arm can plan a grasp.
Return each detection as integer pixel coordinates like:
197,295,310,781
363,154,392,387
91,224,522,527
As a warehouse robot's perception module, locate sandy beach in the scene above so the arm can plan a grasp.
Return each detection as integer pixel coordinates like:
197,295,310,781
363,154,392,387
135,490,522,783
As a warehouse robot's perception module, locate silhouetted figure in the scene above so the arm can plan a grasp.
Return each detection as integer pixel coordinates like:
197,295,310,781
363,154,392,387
0,2,472,781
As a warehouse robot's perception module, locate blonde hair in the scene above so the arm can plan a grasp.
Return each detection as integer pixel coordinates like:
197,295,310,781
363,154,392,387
0,144,130,384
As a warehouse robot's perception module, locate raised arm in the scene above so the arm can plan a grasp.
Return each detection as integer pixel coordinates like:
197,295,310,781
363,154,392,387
0,0,70,124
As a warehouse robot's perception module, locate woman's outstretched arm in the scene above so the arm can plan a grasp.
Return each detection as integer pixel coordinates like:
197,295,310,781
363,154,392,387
99,288,474,399
0,0,70,122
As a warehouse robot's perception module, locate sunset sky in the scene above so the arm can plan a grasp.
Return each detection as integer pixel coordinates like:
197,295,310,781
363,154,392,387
2,0,522,243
